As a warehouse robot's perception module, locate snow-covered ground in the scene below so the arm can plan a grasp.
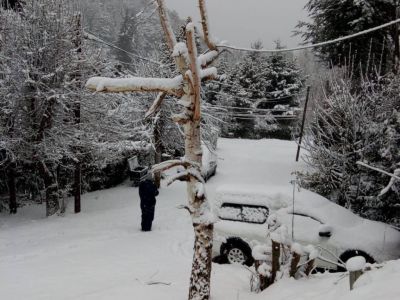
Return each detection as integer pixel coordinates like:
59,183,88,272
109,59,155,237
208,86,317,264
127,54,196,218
1,138,398,299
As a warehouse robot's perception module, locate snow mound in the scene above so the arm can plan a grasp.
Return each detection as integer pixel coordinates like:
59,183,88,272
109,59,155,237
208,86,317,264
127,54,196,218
346,256,366,272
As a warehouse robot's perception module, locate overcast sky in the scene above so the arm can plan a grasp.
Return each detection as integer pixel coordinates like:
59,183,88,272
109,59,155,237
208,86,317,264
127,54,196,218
164,0,309,49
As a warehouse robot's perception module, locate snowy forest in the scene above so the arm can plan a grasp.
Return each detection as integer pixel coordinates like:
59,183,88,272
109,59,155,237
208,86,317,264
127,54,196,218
1,0,399,300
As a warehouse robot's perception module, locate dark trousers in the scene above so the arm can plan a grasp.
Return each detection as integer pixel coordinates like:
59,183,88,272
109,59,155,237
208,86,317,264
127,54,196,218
141,205,155,231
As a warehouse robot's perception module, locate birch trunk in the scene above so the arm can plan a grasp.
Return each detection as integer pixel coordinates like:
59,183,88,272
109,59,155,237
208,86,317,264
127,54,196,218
86,1,218,298
184,115,214,299
185,23,214,300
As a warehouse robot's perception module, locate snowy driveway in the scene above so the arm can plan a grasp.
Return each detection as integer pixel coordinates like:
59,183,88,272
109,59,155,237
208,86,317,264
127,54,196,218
0,139,304,299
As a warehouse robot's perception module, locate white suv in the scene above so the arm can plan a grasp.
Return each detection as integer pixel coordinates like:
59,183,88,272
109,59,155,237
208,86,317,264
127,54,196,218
212,185,400,269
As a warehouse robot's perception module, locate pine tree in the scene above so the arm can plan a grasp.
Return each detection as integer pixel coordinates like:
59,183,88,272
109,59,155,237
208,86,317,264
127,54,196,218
297,0,399,75
299,71,400,225
216,41,303,139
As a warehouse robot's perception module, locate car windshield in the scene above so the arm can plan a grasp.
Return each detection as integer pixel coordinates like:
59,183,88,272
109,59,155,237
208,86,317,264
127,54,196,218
219,203,269,224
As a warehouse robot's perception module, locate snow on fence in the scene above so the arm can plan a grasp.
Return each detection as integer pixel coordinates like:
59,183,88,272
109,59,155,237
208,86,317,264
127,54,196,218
346,256,366,290
250,215,319,293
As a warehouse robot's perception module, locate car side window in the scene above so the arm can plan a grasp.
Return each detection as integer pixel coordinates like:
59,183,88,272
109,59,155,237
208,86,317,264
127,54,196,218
219,203,269,224
242,206,268,223
219,203,242,221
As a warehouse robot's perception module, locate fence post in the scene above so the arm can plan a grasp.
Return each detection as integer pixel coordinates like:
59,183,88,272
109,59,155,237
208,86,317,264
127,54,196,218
346,256,366,290
349,270,363,290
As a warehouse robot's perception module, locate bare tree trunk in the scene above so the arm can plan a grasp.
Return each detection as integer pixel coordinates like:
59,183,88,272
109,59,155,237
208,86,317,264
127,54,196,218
394,3,400,73
154,117,162,188
72,13,82,213
74,162,81,213
7,162,17,214
38,161,59,216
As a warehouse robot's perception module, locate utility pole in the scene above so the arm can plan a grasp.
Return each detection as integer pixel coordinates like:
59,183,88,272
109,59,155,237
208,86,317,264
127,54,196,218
296,86,311,162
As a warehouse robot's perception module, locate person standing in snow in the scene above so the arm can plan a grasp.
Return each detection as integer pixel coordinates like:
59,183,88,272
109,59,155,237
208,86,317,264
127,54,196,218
138,174,159,231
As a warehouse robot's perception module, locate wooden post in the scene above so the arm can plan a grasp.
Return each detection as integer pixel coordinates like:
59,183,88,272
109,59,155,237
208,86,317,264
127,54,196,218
349,270,363,290
254,260,269,292
295,86,311,162
305,259,315,276
270,241,281,284
289,252,301,277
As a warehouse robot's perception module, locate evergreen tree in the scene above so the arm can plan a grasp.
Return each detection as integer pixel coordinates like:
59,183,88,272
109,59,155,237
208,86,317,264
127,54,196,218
215,41,303,139
297,0,399,75
300,72,400,225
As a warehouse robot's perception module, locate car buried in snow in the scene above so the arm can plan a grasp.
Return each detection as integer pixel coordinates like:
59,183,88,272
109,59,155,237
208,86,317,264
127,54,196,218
212,185,400,270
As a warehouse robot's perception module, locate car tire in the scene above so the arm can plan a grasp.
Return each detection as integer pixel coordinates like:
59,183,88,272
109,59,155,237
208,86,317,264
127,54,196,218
221,238,254,266
338,250,375,271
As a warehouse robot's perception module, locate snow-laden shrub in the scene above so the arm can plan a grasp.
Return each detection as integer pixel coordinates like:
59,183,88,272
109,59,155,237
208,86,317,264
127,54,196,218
299,72,400,225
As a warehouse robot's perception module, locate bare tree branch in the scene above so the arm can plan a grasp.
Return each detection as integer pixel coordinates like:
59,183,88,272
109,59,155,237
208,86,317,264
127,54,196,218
145,92,167,118
198,0,217,50
186,23,201,121
155,0,177,51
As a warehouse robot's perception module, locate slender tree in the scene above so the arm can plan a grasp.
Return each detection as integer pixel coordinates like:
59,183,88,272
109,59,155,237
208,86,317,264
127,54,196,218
86,1,220,298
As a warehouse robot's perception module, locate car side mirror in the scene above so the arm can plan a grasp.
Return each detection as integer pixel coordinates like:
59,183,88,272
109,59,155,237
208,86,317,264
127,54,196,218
319,231,331,238
318,225,333,238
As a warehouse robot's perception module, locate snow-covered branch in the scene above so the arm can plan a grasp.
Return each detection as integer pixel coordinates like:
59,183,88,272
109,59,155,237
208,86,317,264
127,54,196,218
85,76,183,96
357,161,400,181
155,0,177,51
200,67,218,81
152,158,201,173
198,51,218,67
379,168,400,197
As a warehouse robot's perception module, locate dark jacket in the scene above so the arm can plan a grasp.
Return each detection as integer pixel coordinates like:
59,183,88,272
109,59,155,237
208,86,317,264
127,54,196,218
139,179,159,208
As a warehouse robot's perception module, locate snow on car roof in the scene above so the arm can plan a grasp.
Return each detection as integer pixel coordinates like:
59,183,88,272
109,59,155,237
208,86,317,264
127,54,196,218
216,184,360,226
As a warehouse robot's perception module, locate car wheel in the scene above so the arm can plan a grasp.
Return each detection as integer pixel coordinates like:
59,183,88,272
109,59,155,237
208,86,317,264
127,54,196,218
338,250,375,271
221,238,254,266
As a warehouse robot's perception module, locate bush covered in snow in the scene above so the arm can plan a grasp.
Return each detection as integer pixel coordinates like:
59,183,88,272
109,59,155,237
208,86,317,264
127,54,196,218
299,71,400,225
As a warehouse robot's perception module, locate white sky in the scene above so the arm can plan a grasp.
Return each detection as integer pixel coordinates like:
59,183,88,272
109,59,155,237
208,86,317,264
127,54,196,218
164,0,309,49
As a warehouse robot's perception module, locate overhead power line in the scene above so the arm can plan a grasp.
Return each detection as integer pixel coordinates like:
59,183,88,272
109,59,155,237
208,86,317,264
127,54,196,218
216,18,400,53
83,29,163,65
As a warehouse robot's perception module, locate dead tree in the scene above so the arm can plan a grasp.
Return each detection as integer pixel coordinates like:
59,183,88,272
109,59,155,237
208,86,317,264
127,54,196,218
86,1,219,299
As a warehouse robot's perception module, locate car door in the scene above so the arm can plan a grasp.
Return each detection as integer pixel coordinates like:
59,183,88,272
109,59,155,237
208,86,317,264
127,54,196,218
282,212,339,270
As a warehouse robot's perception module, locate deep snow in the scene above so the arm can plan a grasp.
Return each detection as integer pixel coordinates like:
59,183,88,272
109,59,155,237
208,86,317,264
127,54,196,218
1,138,398,299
